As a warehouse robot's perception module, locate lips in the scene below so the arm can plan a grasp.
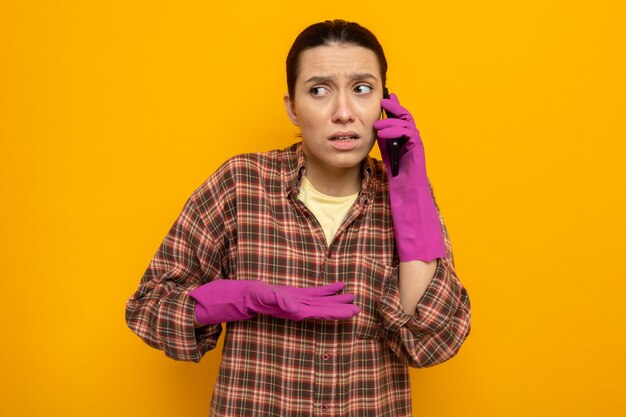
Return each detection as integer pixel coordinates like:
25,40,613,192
327,131,360,150
329,132,359,141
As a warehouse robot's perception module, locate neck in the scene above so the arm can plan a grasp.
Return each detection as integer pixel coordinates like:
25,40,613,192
304,164,361,197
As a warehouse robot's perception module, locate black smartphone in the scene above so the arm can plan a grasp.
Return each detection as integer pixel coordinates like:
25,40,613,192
382,87,406,177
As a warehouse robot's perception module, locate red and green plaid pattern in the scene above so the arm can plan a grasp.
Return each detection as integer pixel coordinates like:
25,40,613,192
126,143,471,416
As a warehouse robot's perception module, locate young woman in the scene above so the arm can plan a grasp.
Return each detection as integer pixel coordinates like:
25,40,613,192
126,19,471,417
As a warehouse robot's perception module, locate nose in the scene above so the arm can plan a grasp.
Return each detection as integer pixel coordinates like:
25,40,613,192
331,92,355,124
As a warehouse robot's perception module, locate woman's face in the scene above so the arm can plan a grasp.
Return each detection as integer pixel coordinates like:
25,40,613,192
284,43,383,177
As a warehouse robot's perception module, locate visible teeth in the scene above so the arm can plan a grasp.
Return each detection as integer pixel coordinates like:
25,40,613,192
331,136,356,140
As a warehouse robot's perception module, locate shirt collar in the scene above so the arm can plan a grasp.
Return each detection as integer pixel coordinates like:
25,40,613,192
283,142,375,202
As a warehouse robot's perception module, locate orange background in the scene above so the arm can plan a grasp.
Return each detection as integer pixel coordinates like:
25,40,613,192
1,1,625,416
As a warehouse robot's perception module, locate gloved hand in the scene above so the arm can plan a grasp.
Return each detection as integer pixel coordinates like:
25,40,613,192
373,93,446,262
189,280,360,326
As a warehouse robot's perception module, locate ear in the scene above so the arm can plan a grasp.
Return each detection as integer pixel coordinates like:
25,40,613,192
283,94,299,126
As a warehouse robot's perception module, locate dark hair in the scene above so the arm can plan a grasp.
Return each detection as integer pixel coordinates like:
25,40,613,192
286,19,388,99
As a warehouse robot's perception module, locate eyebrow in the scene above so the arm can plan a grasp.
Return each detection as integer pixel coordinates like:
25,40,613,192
304,73,378,84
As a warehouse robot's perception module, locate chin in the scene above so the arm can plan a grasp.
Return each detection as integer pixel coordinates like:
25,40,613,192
331,152,369,169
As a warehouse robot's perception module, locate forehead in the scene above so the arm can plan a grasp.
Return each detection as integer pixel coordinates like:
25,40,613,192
297,44,381,82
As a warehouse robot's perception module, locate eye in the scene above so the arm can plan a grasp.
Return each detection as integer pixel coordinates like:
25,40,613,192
310,86,331,97
354,84,373,94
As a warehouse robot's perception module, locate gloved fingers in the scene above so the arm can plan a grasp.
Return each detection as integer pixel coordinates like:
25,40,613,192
295,303,361,320
373,117,410,131
294,281,345,297
380,93,412,120
301,293,355,305
375,126,414,140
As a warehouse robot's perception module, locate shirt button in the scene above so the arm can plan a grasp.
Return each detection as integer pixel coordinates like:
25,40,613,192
320,403,329,411
322,353,330,361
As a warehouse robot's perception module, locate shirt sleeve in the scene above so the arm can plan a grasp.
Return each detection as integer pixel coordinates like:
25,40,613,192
125,164,235,362
376,210,472,368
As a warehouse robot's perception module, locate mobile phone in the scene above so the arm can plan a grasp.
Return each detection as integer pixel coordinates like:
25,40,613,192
382,87,406,177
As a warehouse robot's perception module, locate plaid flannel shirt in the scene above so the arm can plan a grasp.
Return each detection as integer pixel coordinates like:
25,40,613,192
126,142,471,416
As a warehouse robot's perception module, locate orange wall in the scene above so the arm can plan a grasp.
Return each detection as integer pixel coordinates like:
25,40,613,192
1,1,625,416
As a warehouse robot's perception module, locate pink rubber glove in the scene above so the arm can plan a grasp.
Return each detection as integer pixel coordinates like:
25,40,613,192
189,280,360,326
373,93,446,262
